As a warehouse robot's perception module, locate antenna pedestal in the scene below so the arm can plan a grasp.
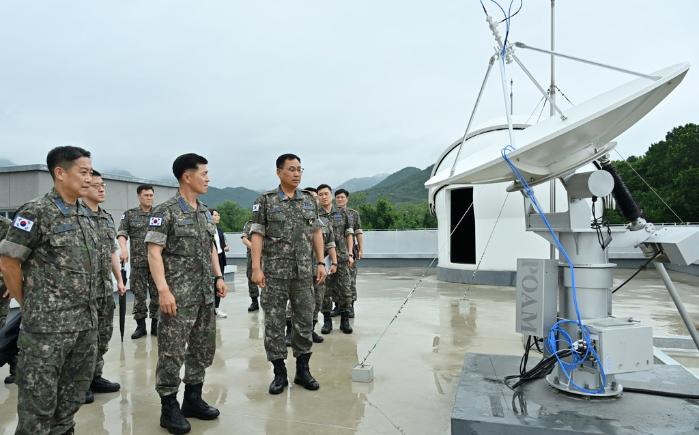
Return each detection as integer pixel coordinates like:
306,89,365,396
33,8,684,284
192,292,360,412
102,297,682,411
516,170,654,397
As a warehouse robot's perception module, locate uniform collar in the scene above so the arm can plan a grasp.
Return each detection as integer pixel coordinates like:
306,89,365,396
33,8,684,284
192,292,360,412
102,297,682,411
276,185,303,201
320,204,339,215
50,188,77,217
176,190,205,213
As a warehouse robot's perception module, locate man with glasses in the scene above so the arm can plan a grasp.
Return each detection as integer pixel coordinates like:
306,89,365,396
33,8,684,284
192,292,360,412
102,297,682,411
81,170,127,402
249,154,327,395
118,184,159,338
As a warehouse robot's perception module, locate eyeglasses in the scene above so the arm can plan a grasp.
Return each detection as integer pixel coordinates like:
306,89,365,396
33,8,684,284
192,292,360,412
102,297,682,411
284,166,304,174
91,183,107,189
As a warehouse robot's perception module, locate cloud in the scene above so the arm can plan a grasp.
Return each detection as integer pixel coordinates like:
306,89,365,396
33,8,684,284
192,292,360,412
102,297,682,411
0,0,696,189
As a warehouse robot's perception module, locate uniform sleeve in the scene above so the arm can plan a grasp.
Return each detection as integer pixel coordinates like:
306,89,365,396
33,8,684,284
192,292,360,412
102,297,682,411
250,196,266,237
117,211,130,239
354,211,363,235
109,219,118,253
343,210,354,236
0,205,42,262
144,207,171,247
325,223,336,250
312,199,322,230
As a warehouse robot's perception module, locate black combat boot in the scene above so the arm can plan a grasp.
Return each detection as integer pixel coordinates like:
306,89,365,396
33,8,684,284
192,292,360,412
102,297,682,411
83,390,94,404
293,353,320,390
131,318,147,339
320,312,332,335
3,356,16,384
285,319,292,347
248,297,259,312
269,359,288,395
160,393,191,434
181,383,220,420
151,318,158,336
340,311,353,334
90,376,121,393
312,320,324,343
330,304,341,317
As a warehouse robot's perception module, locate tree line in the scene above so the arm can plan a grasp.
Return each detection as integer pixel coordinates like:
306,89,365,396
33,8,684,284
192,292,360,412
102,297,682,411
213,194,437,233
607,123,698,224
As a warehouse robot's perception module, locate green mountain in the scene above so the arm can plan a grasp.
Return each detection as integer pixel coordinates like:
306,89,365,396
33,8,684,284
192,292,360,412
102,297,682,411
338,173,389,192
357,165,433,204
202,186,260,208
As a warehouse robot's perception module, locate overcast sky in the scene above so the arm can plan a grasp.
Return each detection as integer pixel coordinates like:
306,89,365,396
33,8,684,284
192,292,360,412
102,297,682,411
0,1,696,190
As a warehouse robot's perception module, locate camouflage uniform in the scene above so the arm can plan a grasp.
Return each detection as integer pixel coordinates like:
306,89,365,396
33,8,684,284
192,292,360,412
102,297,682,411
117,207,158,320
145,191,217,397
241,221,259,299
284,217,335,323
250,187,320,361
321,206,354,312
0,216,11,327
87,204,118,379
312,217,335,322
345,208,363,301
0,189,98,435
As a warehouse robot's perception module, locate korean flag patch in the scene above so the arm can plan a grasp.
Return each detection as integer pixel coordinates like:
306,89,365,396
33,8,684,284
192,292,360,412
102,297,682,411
13,215,34,232
149,216,163,227
252,204,260,212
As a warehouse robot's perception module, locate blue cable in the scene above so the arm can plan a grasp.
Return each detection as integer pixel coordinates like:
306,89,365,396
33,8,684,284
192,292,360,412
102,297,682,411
481,0,607,393
501,146,607,394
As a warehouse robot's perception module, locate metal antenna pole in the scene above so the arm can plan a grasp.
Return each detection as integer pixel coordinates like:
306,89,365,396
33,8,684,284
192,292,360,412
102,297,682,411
548,0,557,261
654,262,699,352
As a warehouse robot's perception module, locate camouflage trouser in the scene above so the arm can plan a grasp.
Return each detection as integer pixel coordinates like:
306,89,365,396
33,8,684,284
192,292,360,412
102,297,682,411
15,328,97,435
0,295,9,327
285,279,322,322
246,258,259,298
350,263,358,301
93,296,116,378
130,266,159,320
313,280,325,322
323,262,352,312
155,303,215,397
261,277,313,361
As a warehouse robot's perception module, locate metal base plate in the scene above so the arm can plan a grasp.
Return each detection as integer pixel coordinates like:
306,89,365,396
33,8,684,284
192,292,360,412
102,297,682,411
452,353,699,435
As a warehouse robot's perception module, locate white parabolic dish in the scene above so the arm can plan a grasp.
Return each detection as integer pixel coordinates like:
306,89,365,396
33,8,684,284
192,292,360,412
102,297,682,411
425,63,690,190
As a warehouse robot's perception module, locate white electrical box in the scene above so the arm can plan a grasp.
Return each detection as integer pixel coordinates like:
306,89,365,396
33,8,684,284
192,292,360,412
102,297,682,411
586,318,653,375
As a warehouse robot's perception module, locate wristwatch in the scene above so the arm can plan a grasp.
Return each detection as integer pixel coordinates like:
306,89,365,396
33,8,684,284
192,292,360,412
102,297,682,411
317,262,325,266
331,263,338,266
214,276,224,281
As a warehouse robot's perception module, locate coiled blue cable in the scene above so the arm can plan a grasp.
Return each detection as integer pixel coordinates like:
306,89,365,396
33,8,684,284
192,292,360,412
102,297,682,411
501,145,607,394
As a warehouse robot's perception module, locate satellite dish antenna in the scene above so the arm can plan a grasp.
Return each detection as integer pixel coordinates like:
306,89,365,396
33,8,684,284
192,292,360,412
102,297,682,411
428,2,695,399
425,63,689,190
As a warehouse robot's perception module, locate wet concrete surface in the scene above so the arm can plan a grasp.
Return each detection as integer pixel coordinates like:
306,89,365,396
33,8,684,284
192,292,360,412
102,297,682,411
0,266,697,434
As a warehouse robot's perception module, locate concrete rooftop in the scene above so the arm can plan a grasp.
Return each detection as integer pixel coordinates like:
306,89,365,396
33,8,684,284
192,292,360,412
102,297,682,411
1,266,698,434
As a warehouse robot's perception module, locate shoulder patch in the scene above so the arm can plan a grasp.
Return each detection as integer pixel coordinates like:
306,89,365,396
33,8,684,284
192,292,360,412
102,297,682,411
252,204,260,212
149,216,163,227
12,215,34,232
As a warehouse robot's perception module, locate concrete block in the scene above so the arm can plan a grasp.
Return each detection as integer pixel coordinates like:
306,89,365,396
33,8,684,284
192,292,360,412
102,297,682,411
352,364,374,383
